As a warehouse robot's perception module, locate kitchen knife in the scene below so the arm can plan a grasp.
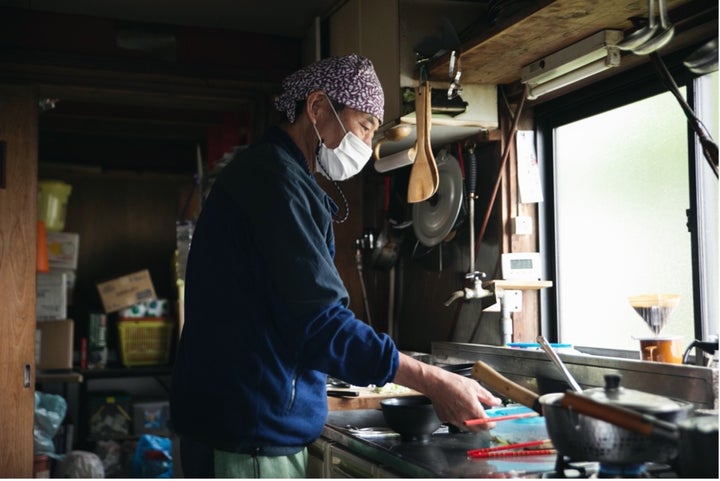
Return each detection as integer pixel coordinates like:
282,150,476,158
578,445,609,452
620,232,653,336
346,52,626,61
471,360,543,415
326,390,360,398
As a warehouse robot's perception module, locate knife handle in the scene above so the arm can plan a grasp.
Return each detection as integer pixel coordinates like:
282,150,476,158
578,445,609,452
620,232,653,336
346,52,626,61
326,390,360,398
472,361,542,414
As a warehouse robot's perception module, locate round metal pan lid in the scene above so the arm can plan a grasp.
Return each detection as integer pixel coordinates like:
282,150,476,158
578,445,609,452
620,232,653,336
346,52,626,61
582,374,693,415
412,150,464,247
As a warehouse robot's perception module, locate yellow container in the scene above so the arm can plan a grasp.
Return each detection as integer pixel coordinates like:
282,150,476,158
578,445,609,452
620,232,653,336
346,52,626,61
118,318,174,367
38,180,72,232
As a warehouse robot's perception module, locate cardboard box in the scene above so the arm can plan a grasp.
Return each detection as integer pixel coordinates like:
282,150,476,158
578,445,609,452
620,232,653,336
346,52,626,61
36,319,74,370
47,231,80,270
97,270,157,313
36,272,67,320
133,401,170,436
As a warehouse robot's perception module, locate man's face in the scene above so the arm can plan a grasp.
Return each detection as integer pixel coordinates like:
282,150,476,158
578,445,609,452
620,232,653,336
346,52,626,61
319,96,380,148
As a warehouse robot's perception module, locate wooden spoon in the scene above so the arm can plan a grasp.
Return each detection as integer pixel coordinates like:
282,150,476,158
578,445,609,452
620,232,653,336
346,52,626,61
407,83,437,203
423,83,439,193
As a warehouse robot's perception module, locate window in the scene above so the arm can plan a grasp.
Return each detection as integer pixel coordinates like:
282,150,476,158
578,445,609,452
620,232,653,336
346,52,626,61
537,64,718,355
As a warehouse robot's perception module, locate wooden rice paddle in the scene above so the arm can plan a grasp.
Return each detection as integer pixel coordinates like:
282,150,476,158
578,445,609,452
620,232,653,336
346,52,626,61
424,82,439,192
407,83,438,203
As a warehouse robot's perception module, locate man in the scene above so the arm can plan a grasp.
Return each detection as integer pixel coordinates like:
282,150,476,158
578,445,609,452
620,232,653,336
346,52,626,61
170,54,501,478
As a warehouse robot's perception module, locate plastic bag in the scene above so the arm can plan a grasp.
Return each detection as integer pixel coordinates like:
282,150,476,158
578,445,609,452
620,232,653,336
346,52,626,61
132,434,172,478
33,391,67,456
96,440,123,477
56,450,105,478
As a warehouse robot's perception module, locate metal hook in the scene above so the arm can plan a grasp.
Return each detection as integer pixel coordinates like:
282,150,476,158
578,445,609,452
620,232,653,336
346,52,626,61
447,50,463,99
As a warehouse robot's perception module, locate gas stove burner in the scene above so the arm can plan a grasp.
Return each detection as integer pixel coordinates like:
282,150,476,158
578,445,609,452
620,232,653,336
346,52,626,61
598,463,646,478
547,455,596,478
598,462,676,478
545,455,677,479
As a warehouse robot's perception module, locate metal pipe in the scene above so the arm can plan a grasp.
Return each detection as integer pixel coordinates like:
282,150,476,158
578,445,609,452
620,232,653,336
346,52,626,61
465,144,477,272
501,296,513,345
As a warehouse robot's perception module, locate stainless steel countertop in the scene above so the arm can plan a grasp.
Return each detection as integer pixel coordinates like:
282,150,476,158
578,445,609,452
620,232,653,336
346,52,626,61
318,344,717,477
322,408,557,478
432,342,717,409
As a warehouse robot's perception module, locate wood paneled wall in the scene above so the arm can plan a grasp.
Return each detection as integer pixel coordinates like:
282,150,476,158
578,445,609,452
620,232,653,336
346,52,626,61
0,84,37,477
389,140,506,352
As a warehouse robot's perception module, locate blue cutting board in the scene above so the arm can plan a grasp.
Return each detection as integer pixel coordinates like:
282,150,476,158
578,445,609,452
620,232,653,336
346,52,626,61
485,404,549,444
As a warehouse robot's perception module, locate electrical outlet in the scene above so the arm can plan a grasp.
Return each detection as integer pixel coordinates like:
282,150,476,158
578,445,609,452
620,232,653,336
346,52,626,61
512,215,533,235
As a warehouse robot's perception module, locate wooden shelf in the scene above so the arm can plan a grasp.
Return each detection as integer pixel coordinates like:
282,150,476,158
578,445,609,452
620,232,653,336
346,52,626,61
79,366,172,380
36,371,84,384
484,280,553,290
428,0,696,85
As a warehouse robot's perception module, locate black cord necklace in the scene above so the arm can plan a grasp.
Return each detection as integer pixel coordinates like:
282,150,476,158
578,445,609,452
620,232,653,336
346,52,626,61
315,153,350,224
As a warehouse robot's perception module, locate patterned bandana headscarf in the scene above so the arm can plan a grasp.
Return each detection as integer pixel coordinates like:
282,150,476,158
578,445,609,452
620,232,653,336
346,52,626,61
274,53,384,124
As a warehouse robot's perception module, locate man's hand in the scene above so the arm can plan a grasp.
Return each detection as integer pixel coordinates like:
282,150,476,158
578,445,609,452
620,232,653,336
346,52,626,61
392,353,502,431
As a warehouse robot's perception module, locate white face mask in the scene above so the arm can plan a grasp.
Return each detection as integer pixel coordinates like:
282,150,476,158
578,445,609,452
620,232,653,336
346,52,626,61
313,99,372,181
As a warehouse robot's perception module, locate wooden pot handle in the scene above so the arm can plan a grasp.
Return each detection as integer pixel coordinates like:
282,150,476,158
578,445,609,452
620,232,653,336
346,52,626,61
472,360,542,414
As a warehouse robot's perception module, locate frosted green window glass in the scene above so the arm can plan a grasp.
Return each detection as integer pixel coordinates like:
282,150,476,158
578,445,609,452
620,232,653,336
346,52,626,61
554,90,693,350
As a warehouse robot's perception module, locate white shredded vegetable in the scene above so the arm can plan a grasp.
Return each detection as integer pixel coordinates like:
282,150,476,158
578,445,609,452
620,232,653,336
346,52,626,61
371,383,413,394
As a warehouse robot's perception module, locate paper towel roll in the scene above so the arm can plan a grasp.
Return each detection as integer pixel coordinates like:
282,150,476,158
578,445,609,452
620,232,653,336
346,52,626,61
374,148,416,173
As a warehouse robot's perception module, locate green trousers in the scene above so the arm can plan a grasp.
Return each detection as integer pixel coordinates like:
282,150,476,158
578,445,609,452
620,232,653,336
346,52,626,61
214,448,308,478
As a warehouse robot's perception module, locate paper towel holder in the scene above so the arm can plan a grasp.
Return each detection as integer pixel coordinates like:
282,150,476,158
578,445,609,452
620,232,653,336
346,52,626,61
373,124,415,173
374,148,416,173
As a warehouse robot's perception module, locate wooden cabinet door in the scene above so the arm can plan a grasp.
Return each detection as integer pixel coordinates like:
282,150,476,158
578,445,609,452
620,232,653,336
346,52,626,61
0,84,38,477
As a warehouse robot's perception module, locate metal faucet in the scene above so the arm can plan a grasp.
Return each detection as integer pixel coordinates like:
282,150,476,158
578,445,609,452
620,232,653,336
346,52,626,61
443,144,494,308
444,271,494,306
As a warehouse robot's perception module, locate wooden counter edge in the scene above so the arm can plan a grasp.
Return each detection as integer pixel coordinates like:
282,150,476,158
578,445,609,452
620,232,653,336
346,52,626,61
327,388,421,411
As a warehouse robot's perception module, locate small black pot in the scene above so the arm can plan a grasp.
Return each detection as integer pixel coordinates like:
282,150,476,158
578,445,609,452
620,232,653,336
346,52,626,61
439,363,474,378
675,415,719,478
380,395,442,442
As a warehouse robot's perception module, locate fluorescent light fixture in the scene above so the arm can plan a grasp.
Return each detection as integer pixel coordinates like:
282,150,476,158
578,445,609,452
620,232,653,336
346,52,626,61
522,30,623,100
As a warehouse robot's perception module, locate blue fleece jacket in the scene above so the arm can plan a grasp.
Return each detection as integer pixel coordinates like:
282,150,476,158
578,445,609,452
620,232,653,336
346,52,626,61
170,126,399,450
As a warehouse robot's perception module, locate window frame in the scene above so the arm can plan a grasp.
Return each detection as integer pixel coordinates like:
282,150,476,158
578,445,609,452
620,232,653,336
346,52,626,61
534,45,715,355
